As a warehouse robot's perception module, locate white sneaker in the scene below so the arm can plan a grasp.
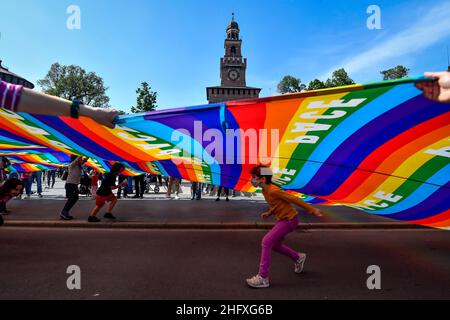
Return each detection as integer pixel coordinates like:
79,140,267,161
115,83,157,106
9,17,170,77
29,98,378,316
174,195,180,200
294,253,306,274
246,274,269,288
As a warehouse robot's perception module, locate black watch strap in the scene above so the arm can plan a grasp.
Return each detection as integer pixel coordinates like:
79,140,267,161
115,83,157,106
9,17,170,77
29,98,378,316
71,100,82,119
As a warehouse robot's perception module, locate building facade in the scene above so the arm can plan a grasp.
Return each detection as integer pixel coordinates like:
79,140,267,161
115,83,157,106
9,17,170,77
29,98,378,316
206,15,261,104
0,60,34,89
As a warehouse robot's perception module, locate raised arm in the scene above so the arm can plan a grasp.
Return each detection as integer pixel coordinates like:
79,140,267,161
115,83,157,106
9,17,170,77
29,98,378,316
1,81,118,128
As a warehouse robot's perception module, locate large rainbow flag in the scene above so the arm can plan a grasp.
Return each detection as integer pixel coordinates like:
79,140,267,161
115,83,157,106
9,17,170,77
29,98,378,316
0,77,449,229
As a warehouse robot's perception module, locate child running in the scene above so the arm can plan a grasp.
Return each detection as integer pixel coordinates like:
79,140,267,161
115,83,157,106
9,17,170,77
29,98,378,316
246,165,324,289
88,163,127,223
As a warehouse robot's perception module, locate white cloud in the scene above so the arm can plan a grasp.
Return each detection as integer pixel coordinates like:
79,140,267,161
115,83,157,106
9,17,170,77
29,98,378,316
317,1,450,80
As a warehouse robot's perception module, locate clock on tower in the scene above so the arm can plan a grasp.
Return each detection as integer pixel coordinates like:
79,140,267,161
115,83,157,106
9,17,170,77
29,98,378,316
206,14,261,104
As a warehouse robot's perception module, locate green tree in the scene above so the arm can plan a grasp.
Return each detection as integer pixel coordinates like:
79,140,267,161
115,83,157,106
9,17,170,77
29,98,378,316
380,65,410,80
307,79,327,90
37,63,110,108
130,82,157,113
324,68,355,88
277,75,306,94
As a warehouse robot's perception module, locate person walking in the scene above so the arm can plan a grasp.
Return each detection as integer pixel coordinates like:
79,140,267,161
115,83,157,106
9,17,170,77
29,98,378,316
60,155,88,220
88,163,127,223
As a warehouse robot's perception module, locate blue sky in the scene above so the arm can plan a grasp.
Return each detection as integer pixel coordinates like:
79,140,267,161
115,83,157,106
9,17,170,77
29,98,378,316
1,0,449,112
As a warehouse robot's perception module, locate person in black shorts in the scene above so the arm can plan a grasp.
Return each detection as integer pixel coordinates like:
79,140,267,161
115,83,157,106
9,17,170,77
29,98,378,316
88,163,127,223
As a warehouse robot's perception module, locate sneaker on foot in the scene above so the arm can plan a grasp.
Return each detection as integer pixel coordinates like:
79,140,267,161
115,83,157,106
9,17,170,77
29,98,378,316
215,198,220,202
60,212,74,221
88,216,101,223
174,195,180,200
246,274,269,288
104,213,116,220
294,253,307,274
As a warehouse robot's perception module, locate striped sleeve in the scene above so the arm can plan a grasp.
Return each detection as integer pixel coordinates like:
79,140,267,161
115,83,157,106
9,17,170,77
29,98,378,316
0,81,23,112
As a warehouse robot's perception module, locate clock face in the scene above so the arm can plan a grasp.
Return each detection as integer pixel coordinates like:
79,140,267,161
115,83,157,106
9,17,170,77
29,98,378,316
228,69,240,81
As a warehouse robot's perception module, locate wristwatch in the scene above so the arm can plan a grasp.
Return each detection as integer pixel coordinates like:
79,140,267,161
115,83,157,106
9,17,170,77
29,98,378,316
71,100,82,119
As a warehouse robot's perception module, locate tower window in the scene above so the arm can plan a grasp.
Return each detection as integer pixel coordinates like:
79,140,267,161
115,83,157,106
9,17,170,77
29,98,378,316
231,46,236,56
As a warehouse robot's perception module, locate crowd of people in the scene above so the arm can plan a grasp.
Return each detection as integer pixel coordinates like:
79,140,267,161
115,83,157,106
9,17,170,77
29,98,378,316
0,154,250,224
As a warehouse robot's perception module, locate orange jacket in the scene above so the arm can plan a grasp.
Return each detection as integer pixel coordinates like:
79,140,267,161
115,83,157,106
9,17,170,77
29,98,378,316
262,184,315,221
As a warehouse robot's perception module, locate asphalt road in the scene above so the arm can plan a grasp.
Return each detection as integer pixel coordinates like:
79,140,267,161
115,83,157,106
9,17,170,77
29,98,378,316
0,227,449,300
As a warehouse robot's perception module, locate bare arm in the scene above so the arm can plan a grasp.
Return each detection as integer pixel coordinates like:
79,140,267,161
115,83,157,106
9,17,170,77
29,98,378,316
17,88,119,128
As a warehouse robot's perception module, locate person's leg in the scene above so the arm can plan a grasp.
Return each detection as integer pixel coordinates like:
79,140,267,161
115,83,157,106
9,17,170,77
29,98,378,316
62,184,79,214
167,177,173,197
90,205,103,217
36,171,43,196
139,175,145,197
25,178,32,196
175,179,180,194
123,178,128,198
127,177,133,194
133,176,140,198
191,182,197,200
258,220,294,279
30,173,36,193
103,196,118,220
272,217,300,261
107,197,118,213
216,186,223,200
89,196,106,222
117,175,125,198
196,183,202,200
225,188,230,201
91,186,98,199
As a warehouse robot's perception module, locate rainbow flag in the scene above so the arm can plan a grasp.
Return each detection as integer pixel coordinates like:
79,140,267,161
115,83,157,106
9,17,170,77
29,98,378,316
0,77,449,229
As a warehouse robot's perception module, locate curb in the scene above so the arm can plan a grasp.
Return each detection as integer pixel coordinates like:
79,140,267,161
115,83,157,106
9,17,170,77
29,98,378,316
1,220,426,230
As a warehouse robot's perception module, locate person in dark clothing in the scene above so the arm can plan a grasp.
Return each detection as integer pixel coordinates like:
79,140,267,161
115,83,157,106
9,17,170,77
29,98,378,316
216,186,230,202
88,163,127,223
191,182,203,200
132,174,146,199
47,169,56,188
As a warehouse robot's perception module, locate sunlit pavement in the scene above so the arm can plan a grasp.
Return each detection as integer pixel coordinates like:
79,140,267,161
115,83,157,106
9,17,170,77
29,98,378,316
2,180,411,228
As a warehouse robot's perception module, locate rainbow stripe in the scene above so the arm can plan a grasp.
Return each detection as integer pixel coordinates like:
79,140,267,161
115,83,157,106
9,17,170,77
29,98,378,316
0,77,448,229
